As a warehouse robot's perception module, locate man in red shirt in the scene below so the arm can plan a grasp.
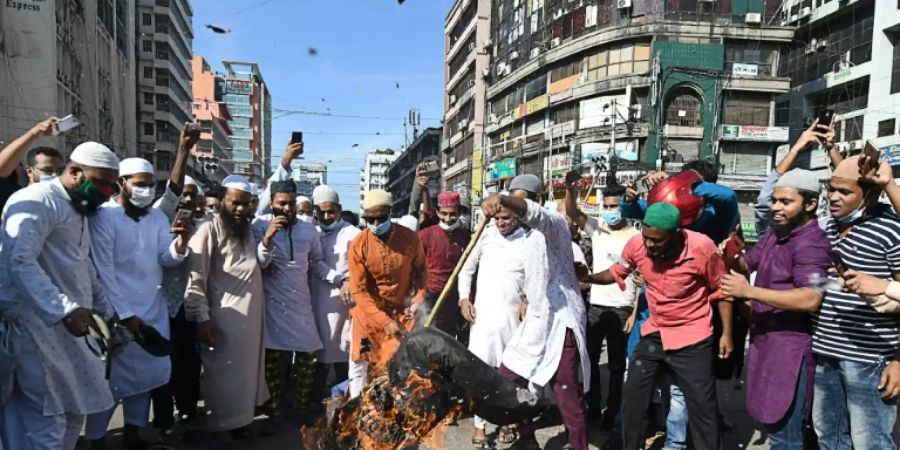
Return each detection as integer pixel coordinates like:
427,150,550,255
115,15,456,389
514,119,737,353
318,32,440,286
418,191,471,335
583,202,733,450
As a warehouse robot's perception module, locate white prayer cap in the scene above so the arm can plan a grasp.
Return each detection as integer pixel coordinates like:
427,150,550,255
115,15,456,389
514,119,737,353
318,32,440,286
118,158,154,177
70,142,119,171
393,214,419,232
297,195,312,206
249,182,259,196
312,185,340,205
184,175,205,195
222,175,252,194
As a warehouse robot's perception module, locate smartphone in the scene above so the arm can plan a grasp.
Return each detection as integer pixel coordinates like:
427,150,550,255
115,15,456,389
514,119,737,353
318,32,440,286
816,109,835,127
418,160,439,174
290,131,303,144
53,114,81,135
861,140,881,174
172,209,192,228
634,177,651,195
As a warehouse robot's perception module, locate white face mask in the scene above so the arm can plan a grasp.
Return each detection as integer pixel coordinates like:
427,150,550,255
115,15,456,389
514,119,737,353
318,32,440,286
439,220,461,232
297,213,313,223
128,186,156,209
39,175,57,183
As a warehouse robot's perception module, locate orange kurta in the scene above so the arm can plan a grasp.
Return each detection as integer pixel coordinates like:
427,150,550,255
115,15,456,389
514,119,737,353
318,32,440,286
348,225,427,370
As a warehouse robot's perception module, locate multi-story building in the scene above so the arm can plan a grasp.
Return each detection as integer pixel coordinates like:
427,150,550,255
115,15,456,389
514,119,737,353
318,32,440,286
359,149,399,214
477,0,795,218
135,0,193,186
191,56,233,184
219,61,272,182
0,0,137,157
443,0,492,211
388,127,442,214
776,0,899,169
296,163,327,197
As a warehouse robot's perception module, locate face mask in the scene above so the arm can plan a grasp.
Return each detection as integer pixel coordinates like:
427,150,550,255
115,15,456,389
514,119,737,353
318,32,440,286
298,213,313,223
602,210,623,226
70,179,112,216
39,174,57,183
128,186,156,209
319,219,341,232
439,220,461,232
368,220,392,236
835,200,865,224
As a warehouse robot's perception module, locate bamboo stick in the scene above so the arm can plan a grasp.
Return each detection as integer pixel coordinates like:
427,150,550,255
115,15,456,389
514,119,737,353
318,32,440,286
423,217,490,328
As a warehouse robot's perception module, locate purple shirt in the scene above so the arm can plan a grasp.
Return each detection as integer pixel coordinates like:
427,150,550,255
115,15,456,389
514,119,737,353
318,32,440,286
743,220,832,424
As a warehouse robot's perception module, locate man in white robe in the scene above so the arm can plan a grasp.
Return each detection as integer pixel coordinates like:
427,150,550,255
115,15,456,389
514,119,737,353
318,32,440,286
0,142,120,450
84,158,192,448
309,185,360,404
458,206,547,446
252,180,339,429
184,176,269,438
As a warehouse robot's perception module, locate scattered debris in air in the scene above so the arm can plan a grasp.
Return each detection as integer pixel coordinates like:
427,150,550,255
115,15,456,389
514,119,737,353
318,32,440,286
308,47,318,56
205,24,231,34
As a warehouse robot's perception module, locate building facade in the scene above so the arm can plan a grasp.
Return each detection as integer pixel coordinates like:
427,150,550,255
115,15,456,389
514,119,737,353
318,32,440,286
474,0,794,218
296,163,327,197
443,0,493,210
776,0,900,170
191,56,233,184
388,127,443,215
135,0,193,185
0,0,137,158
220,61,272,182
359,149,399,214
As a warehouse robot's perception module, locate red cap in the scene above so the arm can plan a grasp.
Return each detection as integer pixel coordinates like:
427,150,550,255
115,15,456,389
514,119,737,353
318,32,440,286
437,192,460,209
647,170,704,227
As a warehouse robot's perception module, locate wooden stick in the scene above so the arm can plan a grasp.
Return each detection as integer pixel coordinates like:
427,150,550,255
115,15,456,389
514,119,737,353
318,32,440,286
424,217,490,328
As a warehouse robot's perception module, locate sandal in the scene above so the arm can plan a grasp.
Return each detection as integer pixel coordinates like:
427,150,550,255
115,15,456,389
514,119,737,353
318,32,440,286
472,437,492,449
498,425,517,444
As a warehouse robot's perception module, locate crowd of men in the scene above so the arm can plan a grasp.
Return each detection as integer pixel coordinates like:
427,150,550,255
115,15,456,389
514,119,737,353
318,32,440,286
0,116,898,450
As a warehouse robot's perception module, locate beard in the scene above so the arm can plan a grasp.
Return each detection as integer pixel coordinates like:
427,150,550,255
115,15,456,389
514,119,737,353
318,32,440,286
220,211,251,242
772,212,807,238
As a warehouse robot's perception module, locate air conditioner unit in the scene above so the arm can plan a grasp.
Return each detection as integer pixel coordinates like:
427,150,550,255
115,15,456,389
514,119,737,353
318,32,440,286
849,140,863,151
805,39,818,54
450,94,457,105
489,113,498,123
816,38,828,49
551,37,561,47
483,38,494,50
482,67,491,78
617,0,632,9
450,156,457,164
468,42,476,52
530,48,541,59
460,119,470,128
467,79,476,87
799,6,811,17
631,104,642,119
745,12,762,24
510,51,519,60
554,8,564,19
790,13,799,22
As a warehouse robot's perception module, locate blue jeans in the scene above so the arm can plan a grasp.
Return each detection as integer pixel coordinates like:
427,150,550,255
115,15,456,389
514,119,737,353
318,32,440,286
766,356,808,449
813,355,898,450
664,383,687,450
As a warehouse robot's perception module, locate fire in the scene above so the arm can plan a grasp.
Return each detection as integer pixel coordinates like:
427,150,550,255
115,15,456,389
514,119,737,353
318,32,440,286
301,368,468,450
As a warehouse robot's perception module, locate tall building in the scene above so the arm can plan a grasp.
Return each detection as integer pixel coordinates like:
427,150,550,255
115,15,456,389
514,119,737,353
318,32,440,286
475,0,794,219
136,0,193,185
443,0,492,210
296,163,327,197
359,149,399,213
776,0,899,167
220,61,272,182
0,0,137,157
191,56,233,184
388,127,442,214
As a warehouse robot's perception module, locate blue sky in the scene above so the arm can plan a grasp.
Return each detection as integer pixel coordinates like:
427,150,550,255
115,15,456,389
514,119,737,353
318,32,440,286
192,0,452,210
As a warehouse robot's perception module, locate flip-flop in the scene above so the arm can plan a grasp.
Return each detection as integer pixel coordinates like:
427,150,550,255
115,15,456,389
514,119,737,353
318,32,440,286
471,437,492,449
497,425,517,444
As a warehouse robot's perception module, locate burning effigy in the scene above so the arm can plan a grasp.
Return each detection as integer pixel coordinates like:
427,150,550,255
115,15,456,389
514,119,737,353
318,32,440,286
302,328,553,450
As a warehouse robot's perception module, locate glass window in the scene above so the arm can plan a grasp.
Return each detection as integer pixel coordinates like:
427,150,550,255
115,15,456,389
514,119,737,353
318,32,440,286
143,122,154,135
142,40,152,52
143,67,153,78
893,37,900,94
878,119,896,138
723,92,771,126
143,93,153,105
142,13,151,26
223,94,251,105
665,89,702,127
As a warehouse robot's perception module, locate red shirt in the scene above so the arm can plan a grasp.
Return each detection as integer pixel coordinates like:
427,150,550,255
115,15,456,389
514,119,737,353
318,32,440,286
610,230,729,350
418,218,471,296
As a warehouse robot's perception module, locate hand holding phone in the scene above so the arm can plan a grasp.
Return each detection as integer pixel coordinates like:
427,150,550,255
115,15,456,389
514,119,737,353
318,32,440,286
291,131,303,144
172,209,192,228
53,114,81,136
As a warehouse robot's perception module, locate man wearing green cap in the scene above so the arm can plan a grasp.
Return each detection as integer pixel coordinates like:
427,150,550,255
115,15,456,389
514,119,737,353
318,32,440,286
582,202,732,450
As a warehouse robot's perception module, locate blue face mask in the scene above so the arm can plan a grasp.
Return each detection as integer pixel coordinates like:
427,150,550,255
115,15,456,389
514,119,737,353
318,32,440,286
319,219,341,232
368,220,392,236
602,210,623,225
835,201,865,224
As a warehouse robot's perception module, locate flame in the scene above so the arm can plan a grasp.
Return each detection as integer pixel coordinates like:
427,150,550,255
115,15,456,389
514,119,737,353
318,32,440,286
301,368,469,450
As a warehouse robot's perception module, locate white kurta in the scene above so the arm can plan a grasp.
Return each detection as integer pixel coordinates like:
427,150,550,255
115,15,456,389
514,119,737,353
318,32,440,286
89,201,186,398
0,178,115,416
311,221,360,364
458,226,536,367
252,215,337,352
500,200,591,391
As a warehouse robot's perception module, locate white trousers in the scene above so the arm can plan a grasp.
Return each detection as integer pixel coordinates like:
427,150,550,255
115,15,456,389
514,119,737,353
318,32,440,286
348,359,368,399
0,346,83,450
84,391,152,440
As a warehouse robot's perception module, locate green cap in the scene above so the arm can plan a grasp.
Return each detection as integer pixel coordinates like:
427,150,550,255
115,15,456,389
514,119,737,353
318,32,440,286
644,202,681,231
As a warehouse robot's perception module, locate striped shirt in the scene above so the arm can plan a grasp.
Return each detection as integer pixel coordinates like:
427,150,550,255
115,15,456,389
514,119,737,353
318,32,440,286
812,210,900,364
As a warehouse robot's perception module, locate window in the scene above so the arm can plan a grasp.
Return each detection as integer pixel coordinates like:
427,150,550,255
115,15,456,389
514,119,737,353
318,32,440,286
141,13,151,26
143,122,154,135
143,67,153,78
142,40,152,52
892,35,900,94
723,92,771,126
878,119,896,137
585,42,651,82
156,152,172,171
223,94,251,105
665,89,703,127
143,93,154,105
